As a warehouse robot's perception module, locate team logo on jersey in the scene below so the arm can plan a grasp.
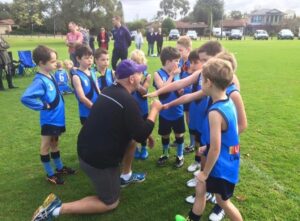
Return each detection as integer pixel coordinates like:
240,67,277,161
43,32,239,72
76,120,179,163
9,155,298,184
84,79,89,86
229,144,240,154
48,83,54,91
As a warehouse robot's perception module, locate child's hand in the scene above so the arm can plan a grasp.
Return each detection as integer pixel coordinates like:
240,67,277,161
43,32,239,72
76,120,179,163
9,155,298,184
162,103,170,110
196,171,208,183
177,88,184,96
144,91,158,98
147,135,155,149
198,145,207,155
150,100,163,112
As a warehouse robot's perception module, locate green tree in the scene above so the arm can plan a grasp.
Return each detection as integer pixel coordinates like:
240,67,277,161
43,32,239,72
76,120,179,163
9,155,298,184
0,3,13,20
230,10,243,20
161,17,176,35
192,0,224,24
157,0,190,20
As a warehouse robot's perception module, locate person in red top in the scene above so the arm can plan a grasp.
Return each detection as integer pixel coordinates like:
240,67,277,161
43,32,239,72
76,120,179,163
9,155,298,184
66,22,83,67
97,27,110,50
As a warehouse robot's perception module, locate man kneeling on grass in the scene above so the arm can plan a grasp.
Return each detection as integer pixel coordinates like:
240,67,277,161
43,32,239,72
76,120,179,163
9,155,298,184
31,59,163,221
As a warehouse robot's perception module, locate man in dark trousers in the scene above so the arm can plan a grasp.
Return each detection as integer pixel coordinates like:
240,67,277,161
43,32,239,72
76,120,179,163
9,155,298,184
31,59,163,221
0,36,17,90
146,27,155,56
111,16,131,70
155,28,164,56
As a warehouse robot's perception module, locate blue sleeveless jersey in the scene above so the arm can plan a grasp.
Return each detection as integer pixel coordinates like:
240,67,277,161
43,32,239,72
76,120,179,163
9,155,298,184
203,98,240,184
226,83,239,96
73,69,99,118
21,73,65,127
54,69,69,85
97,68,114,91
179,59,192,95
188,74,209,134
132,70,149,116
154,68,183,120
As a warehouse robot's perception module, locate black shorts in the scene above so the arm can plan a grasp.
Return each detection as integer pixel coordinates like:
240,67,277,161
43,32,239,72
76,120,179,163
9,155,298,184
79,158,120,205
183,103,190,112
206,176,235,201
158,116,185,136
80,117,87,125
41,124,65,136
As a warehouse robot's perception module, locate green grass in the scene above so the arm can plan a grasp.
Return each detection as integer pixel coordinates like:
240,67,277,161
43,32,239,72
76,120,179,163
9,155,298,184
0,37,300,221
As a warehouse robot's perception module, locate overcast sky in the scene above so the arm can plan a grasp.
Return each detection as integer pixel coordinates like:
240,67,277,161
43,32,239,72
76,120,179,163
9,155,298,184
120,0,300,21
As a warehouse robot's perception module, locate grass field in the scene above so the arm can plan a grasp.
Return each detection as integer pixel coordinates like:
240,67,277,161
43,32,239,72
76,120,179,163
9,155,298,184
0,36,299,221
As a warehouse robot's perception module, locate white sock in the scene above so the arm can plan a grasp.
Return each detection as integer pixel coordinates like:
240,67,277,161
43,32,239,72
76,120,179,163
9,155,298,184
120,171,132,181
52,206,61,217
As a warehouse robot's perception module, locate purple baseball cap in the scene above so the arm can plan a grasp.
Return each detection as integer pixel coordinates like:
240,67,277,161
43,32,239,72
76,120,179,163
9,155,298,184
115,59,147,79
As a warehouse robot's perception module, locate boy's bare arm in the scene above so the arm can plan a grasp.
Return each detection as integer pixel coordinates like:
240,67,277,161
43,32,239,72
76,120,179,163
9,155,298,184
197,111,222,182
230,91,247,134
137,74,151,95
163,90,204,109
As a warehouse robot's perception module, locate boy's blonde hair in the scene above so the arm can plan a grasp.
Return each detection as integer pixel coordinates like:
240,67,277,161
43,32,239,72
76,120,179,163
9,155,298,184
56,60,63,69
130,49,147,65
63,59,74,68
215,51,237,72
202,58,233,90
177,36,192,49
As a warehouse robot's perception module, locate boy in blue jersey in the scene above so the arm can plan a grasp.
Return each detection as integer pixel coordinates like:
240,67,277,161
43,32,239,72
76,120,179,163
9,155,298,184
130,49,153,160
153,46,185,168
94,48,115,92
176,36,195,153
72,45,100,125
175,58,243,221
21,45,75,185
54,60,73,94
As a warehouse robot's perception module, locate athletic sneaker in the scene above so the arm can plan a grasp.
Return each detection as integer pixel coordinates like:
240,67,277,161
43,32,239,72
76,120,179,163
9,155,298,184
206,192,217,204
134,147,140,159
140,148,149,160
185,194,195,204
56,166,76,175
186,177,197,188
209,204,225,221
175,156,184,168
31,193,62,221
184,145,194,154
175,214,188,221
157,155,169,166
120,172,146,187
187,161,201,172
47,173,64,185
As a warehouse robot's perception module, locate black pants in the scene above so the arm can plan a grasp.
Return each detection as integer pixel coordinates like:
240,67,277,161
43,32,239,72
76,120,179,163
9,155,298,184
0,66,14,90
112,48,128,70
157,42,163,55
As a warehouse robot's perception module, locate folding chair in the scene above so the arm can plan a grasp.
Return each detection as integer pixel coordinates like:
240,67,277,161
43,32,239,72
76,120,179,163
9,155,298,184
18,50,36,75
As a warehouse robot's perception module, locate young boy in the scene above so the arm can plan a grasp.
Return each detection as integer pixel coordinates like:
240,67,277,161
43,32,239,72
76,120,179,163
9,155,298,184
153,46,185,168
130,49,152,160
21,45,75,185
176,58,243,221
176,36,194,152
54,60,73,94
94,48,115,92
72,45,100,125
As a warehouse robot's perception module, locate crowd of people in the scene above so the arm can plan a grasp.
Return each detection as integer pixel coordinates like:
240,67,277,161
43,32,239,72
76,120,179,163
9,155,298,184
18,15,247,221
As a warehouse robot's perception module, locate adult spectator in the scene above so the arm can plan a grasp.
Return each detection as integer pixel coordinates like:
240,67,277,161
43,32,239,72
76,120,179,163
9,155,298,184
65,22,83,67
97,27,110,50
0,36,17,90
146,27,155,56
111,16,131,70
156,28,164,56
31,59,162,221
79,27,90,46
134,29,144,50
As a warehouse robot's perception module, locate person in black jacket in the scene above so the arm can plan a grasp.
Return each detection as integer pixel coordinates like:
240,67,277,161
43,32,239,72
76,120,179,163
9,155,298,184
156,28,164,56
146,27,155,56
31,59,163,221
0,36,17,90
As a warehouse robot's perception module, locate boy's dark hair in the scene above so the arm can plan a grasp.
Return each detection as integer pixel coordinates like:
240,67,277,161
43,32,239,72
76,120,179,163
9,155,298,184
94,48,108,60
202,58,233,90
75,45,93,59
32,45,57,65
198,41,223,56
160,46,180,66
188,49,200,63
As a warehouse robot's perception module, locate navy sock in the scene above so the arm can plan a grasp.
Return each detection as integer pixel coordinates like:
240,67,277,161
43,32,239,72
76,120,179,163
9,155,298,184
40,154,54,177
188,209,201,221
51,151,64,170
195,155,201,163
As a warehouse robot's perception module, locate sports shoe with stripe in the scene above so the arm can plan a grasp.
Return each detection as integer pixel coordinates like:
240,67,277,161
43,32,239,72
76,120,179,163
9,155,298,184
47,173,64,185
120,172,146,187
209,204,225,221
31,193,62,221
56,166,76,175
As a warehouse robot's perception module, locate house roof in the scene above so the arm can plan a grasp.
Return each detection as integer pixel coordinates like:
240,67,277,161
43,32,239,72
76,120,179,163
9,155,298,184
175,21,208,29
250,9,284,16
0,19,15,25
222,19,248,28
